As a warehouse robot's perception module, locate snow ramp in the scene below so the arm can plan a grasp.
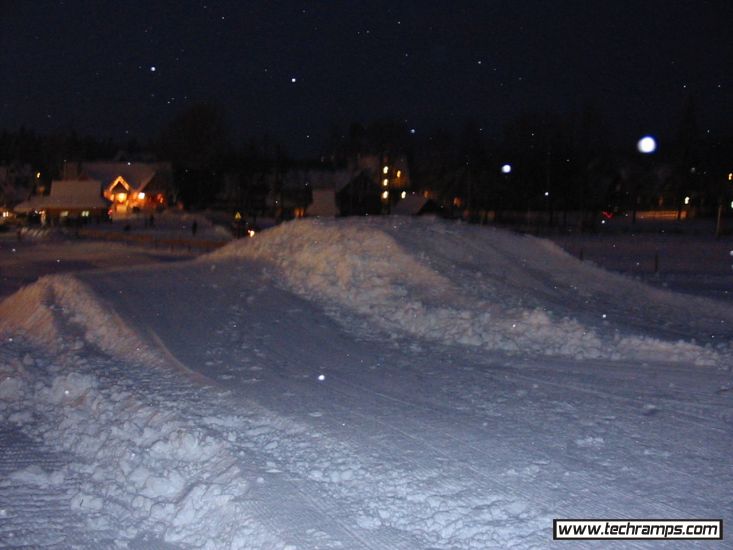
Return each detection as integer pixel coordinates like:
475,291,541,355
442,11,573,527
0,274,164,367
209,217,733,365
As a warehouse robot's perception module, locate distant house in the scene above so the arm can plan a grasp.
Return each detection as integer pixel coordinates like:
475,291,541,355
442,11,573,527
352,153,411,191
301,169,352,217
81,162,174,215
336,171,383,216
13,179,109,223
333,154,412,216
263,167,353,219
215,154,413,219
280,155,412,218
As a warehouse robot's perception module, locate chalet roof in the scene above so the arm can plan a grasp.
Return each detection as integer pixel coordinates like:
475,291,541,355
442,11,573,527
83,162,170,192
13,179,109,213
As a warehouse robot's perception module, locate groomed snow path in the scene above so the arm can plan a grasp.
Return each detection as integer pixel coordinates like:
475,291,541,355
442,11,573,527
1,218,732,549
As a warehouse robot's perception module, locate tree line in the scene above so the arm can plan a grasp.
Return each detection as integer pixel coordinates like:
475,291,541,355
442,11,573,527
2,98,732,228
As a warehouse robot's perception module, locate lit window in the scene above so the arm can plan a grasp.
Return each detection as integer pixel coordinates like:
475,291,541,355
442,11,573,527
381,190,389,200
396,170,402,178
383,166,389,174
382,178,388,187
137,192,146,200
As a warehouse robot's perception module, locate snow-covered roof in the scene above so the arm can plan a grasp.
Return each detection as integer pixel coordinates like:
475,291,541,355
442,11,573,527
392,194,429,215
13,179,108,212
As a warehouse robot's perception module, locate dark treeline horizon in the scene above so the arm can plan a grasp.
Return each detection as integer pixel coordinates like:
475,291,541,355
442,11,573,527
2,100,732,222
3,92,731,161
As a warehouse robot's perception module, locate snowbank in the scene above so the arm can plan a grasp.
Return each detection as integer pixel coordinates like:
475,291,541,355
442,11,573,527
210,217,731,364
0,345,287,548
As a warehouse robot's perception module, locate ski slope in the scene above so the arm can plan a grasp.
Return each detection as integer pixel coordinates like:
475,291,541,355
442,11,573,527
1,217,731,549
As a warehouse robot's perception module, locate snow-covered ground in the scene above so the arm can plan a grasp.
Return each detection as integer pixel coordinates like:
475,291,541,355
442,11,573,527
0,230,195,300
0,217,731,549
551,231,733,303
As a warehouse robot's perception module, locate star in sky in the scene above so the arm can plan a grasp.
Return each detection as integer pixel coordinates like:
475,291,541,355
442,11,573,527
0,0,729,155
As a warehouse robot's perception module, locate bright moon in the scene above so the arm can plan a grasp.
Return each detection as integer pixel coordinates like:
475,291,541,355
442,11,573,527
637,136,657,154
501,164,512,174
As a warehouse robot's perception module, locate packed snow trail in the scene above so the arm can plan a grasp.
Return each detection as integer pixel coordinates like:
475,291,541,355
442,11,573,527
79,256,733,547
1,217,732,548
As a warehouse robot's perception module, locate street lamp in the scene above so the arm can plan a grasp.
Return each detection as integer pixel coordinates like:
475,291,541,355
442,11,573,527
637,136,657,154
632,136,658,224
501,163,512,174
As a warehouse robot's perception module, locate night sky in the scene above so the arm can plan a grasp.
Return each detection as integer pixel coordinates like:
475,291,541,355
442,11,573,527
1,1,731,155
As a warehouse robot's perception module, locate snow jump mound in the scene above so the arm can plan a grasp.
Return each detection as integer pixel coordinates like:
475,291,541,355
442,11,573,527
211,217,732,365
0,274,160,364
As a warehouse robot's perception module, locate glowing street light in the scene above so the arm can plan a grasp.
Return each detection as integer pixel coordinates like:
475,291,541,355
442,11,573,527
501,163,512,174
637,135,657,154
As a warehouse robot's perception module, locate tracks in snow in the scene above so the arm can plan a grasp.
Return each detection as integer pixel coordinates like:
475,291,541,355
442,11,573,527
70,259,733,549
